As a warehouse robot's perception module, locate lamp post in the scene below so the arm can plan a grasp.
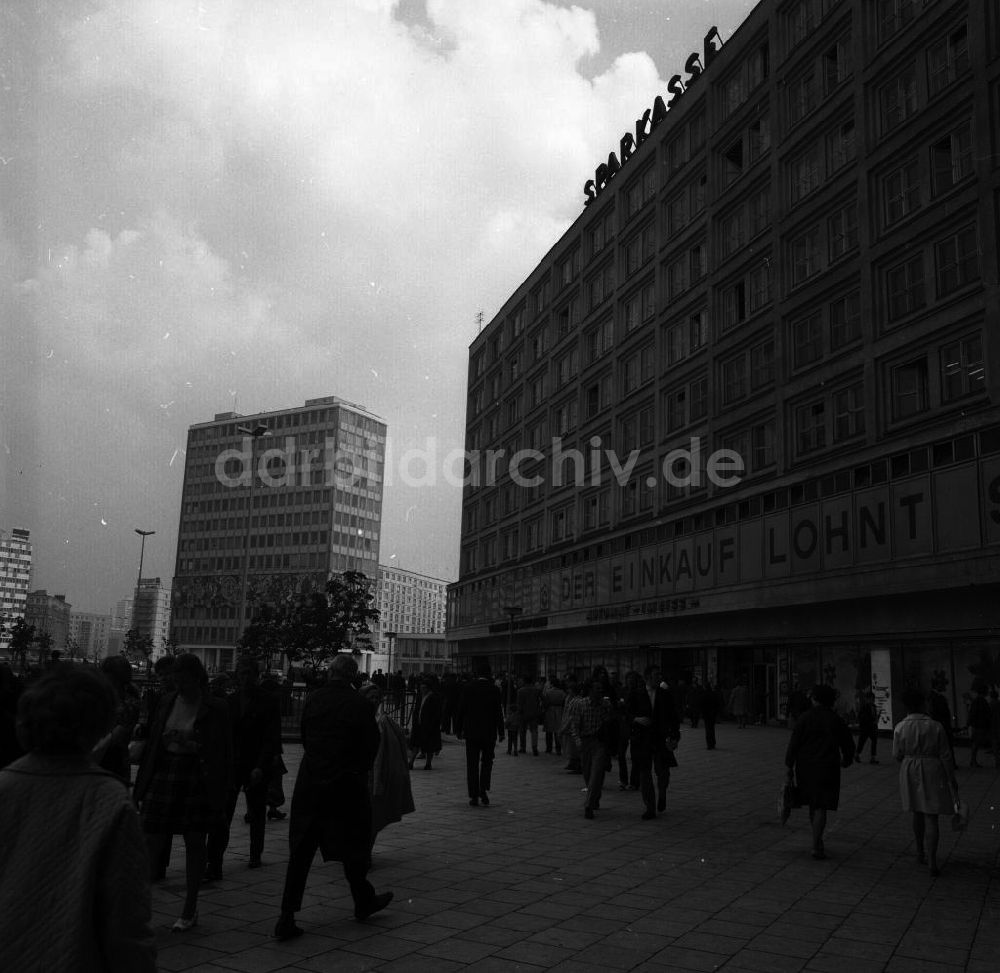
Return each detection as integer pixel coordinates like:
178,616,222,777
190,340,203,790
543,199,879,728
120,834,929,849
385,631,397,679
237,423,269,665
502,604,522,711
133,528,155,645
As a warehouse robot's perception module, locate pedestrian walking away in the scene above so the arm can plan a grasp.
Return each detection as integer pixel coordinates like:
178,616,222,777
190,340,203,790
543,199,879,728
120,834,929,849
205,654,282,878
701,680,720,750
784,683,855,860
893,687,958,877
275,654,393,942
854,690,880,764
133,653,232,932
408,674,442,770
454,661,505,806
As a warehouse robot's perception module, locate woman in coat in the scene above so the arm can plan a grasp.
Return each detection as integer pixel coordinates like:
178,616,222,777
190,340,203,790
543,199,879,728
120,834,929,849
408,674,443,770
893,687,958,877
133,653,232,931
360,683,414,865
0,665,156,971
542,678,566,756
785,684,855,860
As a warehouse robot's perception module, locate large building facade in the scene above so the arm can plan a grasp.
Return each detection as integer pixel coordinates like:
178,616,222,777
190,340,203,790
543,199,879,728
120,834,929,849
374,564,450,670
24,590,71,657
68,610,113,661
450,0,1000,731
0,527,32,653
133,577,172,660
170,396,387,672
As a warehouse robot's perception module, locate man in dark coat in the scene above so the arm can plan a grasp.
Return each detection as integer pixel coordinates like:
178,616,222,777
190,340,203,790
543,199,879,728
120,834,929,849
625,664,680,820
454,661,505,806
785,683,855,860
205,655,282,878
274,654,392,941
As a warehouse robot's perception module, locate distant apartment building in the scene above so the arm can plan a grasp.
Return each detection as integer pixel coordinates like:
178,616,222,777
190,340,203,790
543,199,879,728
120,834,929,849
68,610,113,661
112,596,134,631
392,633,451,677
171,396,387,672
133,577,172,659
24,590,71,657
374,565,450,671
0,527,32,653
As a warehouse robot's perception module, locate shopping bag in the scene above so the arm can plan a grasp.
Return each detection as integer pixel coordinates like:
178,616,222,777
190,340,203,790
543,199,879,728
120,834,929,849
951,799,970,832
779,773,801,825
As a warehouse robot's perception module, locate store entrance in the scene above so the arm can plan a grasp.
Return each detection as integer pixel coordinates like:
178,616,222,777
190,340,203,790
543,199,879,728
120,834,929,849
752,662,778,725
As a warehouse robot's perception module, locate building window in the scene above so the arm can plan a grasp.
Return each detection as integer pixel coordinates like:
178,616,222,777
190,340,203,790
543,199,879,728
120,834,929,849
886,254,925,320
795,400,826,454
723,138,744,187
790,142,822,203
559,248,580,288
665,310,709,367
879,65,917,135
551,397,578,436
931,122,974,195
892,358,928,420
556,297,579,338
584,373,614,418
830,291,861,349
941,334,985,402
883,159,920,226
530,325,549,362
788,66,818,126
877,0,919,44
935,225,979,296
832,382,865,441
826,118,856,174
823,34,852,94
589,209,614,260
721,208,746,259
625,166,657,220
786,0,822,46
550,505,575,543
791,313,823,369
583,490,610,530
722,418,775,475
585,318,614,364
721,355,747,405
720,43,769,120
928,24,969,97
624,224,656,278
790,226,822,286
667,255,690,299
828,202,858,261
749,114,770,162
588,263,615,311
624,280,656,335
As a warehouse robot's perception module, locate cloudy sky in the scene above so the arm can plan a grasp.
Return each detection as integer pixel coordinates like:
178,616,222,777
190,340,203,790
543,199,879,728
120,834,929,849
1,0,755,616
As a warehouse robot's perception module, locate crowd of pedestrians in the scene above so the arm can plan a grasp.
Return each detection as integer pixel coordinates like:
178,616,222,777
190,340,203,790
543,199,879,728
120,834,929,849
0,653,997,969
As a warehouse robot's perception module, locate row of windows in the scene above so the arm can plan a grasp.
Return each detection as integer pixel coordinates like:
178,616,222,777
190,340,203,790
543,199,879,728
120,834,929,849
462,340,987,569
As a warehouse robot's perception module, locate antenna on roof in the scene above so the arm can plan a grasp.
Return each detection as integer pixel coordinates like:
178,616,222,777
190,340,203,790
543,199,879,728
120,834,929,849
476,309,484,333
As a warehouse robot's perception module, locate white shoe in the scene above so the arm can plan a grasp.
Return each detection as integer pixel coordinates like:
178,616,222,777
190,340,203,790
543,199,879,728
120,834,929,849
172,913,198,932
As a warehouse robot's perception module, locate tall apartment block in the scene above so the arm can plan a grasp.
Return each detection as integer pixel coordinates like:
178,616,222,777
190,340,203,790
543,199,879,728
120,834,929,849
68,609,113,661
374,565,450,669
25,591,71,656
0,527,32,653
171,396,387,672
133,577,172,659
450,0,1000,728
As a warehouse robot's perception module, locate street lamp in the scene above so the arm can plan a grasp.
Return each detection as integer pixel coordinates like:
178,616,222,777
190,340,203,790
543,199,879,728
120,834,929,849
133,528,155,642
237,423,269,664
502,603,522,711
385,631,397,678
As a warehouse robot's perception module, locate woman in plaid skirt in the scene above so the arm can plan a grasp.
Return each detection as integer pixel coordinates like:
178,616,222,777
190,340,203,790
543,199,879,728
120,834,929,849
133,654,232,932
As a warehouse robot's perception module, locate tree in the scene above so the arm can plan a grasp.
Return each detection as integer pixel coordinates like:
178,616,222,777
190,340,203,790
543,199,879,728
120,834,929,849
35,631,54,666
122,628,154,669
9,617,36,673
239,570,379,671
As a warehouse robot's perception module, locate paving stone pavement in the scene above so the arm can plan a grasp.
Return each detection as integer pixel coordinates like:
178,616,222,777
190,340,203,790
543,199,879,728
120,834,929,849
151,725,1000,972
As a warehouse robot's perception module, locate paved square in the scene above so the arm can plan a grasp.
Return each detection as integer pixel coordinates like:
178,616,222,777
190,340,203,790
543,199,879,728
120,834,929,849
152,725,1000,971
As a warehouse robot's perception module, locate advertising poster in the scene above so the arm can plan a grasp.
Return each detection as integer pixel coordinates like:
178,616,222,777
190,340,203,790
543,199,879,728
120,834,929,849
870,648,893,730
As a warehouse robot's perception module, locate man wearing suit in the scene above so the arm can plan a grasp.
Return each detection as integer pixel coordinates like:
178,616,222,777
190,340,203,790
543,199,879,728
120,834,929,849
625,664,680,820
454,662,505,807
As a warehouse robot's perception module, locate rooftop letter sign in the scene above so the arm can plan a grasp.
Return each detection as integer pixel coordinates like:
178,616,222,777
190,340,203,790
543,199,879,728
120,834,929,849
583,27,723,207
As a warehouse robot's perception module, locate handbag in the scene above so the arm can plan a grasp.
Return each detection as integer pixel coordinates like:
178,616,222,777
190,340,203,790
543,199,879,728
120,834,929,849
951,798,970,832
779,771,802,825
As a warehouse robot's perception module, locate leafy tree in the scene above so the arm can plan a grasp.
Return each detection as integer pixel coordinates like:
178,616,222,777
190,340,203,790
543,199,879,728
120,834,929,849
122,629,154,668
9,617,36,673
35,631,54,666
239,570,379,670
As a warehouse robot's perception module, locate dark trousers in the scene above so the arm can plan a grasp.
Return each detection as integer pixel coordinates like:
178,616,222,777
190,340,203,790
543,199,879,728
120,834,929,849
580,738,608,810
465,738,496,798
206,777,267,869
704,717,717,750
279,820,375,915
633,741,670,812
856,727,877,758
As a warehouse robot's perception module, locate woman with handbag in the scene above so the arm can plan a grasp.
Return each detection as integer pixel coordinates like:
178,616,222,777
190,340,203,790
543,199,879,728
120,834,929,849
892,687,958,877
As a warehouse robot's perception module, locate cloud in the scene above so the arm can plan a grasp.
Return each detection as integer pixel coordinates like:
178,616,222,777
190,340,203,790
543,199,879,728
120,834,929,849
7,0,668,609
